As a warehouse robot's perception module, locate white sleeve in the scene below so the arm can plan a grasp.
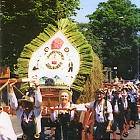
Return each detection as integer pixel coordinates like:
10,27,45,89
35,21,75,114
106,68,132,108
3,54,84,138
34,108,42,134
16,108,23,120
0,112,17,140
50,110,57,122
107,101,113,121
74,104,87,111
8,92,18,110
85,101,95,109
34,90,42,108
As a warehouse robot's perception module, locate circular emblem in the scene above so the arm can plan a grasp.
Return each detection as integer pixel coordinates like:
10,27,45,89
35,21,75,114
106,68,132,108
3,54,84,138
44,47,49,52
46,51,64,69
64,47,69,52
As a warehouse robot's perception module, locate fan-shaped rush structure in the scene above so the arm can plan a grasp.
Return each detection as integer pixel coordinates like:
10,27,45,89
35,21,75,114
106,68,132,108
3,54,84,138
16,18,104,102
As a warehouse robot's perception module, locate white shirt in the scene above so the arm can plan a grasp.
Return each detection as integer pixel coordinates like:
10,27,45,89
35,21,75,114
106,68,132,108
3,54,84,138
114,100,119,113
8,90,42,133
0,111,17,140
50,102,87,122
85,101,95,109
50,102,75,122
94,100,113,123
123,97,128,109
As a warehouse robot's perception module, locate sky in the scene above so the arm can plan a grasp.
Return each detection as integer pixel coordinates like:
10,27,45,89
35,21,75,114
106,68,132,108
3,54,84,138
74,0,140,23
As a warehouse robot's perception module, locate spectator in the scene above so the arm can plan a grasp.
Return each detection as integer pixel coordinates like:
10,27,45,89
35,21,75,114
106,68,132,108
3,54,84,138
0,106,17,140
121,87,131,137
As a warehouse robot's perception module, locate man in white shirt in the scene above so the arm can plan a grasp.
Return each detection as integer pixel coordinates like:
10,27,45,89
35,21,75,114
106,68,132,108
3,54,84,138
0,106,17,140
86,89,113,140
7,80,42,140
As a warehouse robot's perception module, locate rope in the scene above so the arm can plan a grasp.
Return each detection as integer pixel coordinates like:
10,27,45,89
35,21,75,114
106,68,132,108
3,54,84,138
0,80,9,92
13,85,24,96
0,79,24,96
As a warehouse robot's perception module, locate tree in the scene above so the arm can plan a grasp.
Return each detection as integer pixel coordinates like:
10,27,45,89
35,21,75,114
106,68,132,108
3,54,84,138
87,0,140,79
78,23,104,60
0,0,80,70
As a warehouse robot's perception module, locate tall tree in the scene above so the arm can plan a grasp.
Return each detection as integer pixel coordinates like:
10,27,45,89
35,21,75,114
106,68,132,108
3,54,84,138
78,22,104,59
87,0,140,79
0,0,80,70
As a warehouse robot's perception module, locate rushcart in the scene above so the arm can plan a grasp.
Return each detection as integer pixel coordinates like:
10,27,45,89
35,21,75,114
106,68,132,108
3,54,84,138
0,18,104,140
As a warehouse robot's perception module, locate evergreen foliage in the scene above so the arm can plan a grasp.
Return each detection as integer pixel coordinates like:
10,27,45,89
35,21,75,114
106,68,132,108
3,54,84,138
87,0,140,79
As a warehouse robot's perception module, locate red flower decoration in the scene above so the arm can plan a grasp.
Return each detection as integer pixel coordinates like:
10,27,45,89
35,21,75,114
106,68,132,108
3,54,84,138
51,38,64,49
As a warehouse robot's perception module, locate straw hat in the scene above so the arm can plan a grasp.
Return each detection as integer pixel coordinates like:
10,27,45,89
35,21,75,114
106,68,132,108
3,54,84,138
95,88,105,94
18,95,34,104
18,86,36,104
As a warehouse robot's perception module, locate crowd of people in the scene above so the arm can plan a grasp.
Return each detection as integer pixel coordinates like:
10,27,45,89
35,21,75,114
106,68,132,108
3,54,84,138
0,79,140,140
86,80,140,140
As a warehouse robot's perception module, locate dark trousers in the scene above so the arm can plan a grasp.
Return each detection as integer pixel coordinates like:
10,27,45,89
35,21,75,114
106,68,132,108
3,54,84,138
55,123,69,140
113,113,125,131
55,122,82,140
130,103,138,121
21,121,36,140
94,122,110,140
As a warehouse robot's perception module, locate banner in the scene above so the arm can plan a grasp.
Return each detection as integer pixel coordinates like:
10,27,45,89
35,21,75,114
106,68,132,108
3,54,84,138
28,31,80,88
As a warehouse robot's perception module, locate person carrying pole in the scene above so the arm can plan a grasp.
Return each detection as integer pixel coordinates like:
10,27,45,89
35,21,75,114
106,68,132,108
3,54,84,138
7,80,42,140
85,89,113,140
50,90,84,140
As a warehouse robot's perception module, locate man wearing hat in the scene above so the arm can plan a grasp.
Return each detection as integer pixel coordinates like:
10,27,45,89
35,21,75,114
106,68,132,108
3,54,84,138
86,89,113,140
7,80,42,140
111,88,125,139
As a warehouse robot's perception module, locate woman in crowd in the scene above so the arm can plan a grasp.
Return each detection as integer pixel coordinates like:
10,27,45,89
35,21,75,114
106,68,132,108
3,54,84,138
50,90,84,140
